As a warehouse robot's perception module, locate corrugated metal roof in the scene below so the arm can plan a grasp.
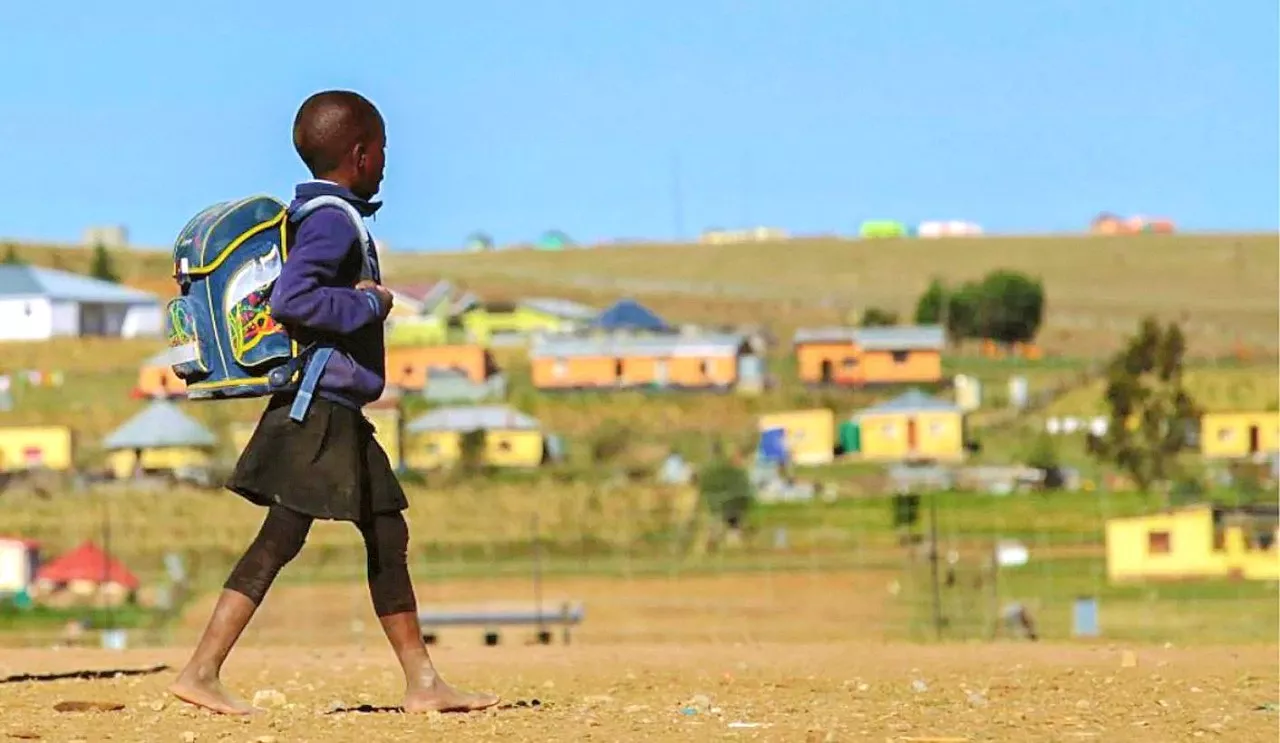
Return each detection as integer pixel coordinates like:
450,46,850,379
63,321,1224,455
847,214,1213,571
854,389,960,418
0,265,157,304
529,333,748,359
519,297,597,320
103,400,217,450
406,405,540,433
794,325,945,350
592,299,670,331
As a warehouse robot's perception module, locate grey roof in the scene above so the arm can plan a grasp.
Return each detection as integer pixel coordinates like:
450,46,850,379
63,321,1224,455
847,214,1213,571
854,389,960,418
519,297,597,320
406,405,540,433
794,325,945,351
0,265,158,304
103,400,217,450
529,333,748,359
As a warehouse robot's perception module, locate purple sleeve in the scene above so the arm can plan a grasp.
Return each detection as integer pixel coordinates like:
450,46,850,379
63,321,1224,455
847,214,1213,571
270,208,383,334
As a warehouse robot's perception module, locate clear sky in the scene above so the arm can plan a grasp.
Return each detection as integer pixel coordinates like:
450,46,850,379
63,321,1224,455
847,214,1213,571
1,1,1276,250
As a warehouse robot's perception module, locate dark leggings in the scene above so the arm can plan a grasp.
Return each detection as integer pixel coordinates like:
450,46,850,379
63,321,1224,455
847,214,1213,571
224,505,417,617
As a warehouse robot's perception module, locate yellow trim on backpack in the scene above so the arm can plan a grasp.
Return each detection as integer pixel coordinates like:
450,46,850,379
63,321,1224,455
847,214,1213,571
185,209,287,277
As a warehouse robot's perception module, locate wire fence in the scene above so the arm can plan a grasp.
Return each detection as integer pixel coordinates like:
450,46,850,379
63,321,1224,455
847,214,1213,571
3,481,1276,651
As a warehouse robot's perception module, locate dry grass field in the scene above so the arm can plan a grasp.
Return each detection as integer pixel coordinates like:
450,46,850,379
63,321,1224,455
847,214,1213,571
7,232,1278,356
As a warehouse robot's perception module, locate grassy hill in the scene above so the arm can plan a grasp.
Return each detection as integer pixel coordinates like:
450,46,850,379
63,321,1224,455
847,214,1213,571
5,232,1278,357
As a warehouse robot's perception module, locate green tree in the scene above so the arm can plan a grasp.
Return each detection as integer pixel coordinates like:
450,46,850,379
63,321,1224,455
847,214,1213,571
859,306,899,327
973,270,1045,345
697,457,754,528
89,243,119,282
914,278,947,325
1091,317,1200,498
1,243,21,265
945,280,984,341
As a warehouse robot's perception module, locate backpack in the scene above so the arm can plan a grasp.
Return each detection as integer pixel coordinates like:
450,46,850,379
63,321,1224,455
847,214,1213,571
164,194,375,422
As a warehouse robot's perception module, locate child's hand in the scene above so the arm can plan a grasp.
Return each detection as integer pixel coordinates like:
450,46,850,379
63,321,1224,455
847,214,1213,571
356,280,394,319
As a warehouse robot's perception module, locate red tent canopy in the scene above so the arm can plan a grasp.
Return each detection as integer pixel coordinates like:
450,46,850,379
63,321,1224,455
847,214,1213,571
35,542,139,590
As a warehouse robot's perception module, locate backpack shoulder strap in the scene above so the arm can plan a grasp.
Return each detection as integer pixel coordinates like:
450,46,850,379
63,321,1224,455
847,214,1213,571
290,195,377,281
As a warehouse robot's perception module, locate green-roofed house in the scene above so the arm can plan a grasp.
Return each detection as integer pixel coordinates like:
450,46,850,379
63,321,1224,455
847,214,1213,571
844,389,965,463
102,400,217,479
857,220,909,239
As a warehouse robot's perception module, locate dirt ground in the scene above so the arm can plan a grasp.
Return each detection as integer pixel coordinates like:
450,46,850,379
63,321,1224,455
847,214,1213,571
2,574,1277,742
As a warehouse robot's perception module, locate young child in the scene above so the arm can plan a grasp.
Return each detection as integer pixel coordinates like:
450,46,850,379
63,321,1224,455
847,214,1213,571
169,90,499,716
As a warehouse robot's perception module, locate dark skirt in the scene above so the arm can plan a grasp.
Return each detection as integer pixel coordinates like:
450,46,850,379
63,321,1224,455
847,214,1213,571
227,395,408,522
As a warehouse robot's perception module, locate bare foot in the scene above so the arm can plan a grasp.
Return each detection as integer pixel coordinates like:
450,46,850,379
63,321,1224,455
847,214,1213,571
169,670,257,715
403,677,500,714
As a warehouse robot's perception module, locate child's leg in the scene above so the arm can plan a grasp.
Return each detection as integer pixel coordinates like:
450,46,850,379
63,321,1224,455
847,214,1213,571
170,506,313,714
358,512,499,713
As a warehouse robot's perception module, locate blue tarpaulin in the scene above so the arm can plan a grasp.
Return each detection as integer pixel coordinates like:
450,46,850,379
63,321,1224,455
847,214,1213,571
758,427,787,463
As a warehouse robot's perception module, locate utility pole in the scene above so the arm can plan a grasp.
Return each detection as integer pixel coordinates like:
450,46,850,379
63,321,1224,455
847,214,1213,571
929,491,943,640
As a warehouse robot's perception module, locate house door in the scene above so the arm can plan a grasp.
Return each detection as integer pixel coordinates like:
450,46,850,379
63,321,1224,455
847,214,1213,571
615,359,625,385
820,359,833,384
1248,426,1260,454
906,418,919,452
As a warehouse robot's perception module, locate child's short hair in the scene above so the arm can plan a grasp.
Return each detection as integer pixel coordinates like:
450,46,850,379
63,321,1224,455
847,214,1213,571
292,90,383,176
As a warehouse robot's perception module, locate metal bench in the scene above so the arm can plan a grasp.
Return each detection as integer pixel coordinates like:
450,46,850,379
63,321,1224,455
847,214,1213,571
418,601,585,646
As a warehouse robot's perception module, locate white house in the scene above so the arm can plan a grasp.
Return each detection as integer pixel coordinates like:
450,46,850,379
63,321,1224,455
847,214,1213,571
0,537,39,595
0,265,162,341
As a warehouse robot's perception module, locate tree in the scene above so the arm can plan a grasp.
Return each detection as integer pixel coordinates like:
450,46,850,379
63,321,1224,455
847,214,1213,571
860,306,899,327
1091,317,1200,498
697,456,754,529
973,270,1045,345
89,243,119,282
1,243,21,265
914,278,947,325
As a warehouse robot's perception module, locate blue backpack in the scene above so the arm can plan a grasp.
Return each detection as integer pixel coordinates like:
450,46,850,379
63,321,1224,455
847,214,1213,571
164,194,375,422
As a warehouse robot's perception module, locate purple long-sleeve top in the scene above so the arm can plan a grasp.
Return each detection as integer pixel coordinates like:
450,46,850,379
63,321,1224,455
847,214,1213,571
269,181,387,408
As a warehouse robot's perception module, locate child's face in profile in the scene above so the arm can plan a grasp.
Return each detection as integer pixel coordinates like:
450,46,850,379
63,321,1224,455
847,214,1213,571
353,121,386,200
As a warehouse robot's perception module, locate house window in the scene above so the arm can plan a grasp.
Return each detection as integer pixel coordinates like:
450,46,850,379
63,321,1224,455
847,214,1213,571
496,438,513,452
1216,427,1233,442
842,357,858,370
23,303,32,317
1147,531,1171,554
882,423,896,436
929,421,944,436
552,359,567,379
891,350,909,364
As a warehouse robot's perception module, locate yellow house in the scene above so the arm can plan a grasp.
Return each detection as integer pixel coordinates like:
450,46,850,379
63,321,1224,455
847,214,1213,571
1106,504,1280,582
459,298,597,344
757,409,835,465
1200,412,1279,459
0,426,75,471
404,405,544,470
849,389,964,462
102,400,216,479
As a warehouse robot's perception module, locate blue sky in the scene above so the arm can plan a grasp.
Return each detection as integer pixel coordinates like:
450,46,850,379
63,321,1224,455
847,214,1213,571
0,1,1276,250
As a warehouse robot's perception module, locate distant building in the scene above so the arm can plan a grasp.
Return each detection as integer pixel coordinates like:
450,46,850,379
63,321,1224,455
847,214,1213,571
1105,504,1279,582
847,389,965,463
0,265,162,341
0,537,40,596
699,227,789,244
102,400,217,479
82,224,128,248
0,426,74,472
1199,412,1278,459
793,325,946,387
529,333,760,392
405,405,545,470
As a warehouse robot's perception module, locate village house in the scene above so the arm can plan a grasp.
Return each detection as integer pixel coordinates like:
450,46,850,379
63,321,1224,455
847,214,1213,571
1106,504,1279,582
0,265,162,341
1199,411,1279,459
404,405,545,470
384,344,499,390
102,400,217,479
529,333,762,392
846,389,965,463
457,297,597,345
0,425,74,471
134,347,188,399
0,537,40,597
31,542,140,608
793,325,945,387
757,409,836,466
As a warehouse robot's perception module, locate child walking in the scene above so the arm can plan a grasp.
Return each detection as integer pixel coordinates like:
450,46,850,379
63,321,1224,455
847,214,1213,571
169,90,499,716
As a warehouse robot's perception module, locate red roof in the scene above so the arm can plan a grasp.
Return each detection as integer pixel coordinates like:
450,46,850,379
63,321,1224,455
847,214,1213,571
35,542,139,590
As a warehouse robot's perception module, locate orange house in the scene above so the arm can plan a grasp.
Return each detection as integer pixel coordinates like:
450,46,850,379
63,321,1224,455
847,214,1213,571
529,334,760,391
385,345,497,390
794,326,945,387
134,348,187,399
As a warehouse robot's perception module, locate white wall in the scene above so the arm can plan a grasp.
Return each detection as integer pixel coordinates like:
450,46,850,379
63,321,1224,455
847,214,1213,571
0,297,53,340
49,300,79,336
122,304,163,338
0,541,34,593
